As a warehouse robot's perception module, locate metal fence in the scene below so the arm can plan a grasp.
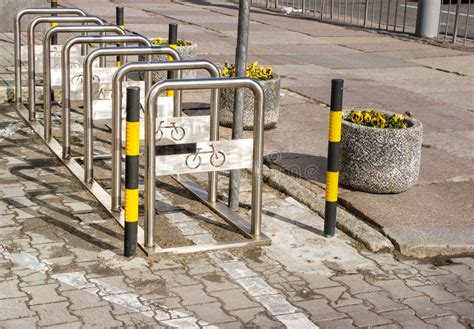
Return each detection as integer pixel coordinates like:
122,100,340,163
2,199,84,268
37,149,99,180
252,0,473,45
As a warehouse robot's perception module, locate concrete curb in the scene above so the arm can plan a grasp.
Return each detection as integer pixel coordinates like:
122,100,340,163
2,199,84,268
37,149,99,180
262,165,395,253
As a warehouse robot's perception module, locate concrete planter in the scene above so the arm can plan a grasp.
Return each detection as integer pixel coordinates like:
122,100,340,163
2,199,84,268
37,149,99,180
340,111,423,194
139,42,198,82
219,74,280,130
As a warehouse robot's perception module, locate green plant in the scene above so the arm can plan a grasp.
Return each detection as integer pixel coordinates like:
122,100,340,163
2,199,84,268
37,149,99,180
220,61,273,81
151,37,191,47
348,109,409,129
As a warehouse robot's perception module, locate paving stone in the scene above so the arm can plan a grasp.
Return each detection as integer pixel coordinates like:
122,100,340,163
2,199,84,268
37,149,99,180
236,277,278,297
30,301,79,326
295,299,346,322
72,305,122,327
64,202,94,214
0,297,35,320
219,261,257,279
403,296,452,319
336,304,393,327
0,214,16,227
444,281,474,293
74,213,106,224
187,302,236,324
62,289,109,310
0,279,26,299
0,316,39,328
276,312,320,328
314,286,362,307
114,312,161,327
413,284,463,304
443,264,474,281
372,279,423,299
440,301,474,320
315,317,354,329
210,289,259,310
356,291,406,313
381,309,437,329
453,258,474,269
254,294,297,315
229,307,266,323
171,284,216,306
200,273,240,292
333,274,381,294
425,315,466,329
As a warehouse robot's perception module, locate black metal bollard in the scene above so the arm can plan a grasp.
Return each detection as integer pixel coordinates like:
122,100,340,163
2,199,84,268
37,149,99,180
116,6,125,67
124,86,140,257
51,0,58,45
167,23,178,97
324,79,344,238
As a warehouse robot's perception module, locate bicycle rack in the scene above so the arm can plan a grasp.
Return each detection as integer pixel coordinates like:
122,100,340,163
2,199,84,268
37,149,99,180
109,60,219,212
43,26,127,141
27,16,105,120
140,77,270,254
14,8,87,105
13,6,272,257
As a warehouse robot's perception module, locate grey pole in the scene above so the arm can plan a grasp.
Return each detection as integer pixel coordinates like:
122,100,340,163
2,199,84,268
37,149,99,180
415,0,442,38
145,78,264,248
27,15,104,121
14,8,87,105
43,25,125,141
229,0,251,211
109,59,218,215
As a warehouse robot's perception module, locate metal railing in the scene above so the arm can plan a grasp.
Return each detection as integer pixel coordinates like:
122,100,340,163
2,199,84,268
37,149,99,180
253,0,473,45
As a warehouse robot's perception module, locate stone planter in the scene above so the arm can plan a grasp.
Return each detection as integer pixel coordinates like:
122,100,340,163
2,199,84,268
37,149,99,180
219,74,280,130
340,110,423,194
139,42,198,82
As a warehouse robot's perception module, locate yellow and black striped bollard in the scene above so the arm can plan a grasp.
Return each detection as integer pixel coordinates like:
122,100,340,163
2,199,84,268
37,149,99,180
124,86,140,257
51,0,58,45
167,23,178,97
116,7,125,67
324,79,344,237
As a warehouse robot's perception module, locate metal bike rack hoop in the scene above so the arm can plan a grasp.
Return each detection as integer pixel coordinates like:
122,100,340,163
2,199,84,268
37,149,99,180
108,59,219,215
27,16,104,121
143,77,266,253
43,25,126,141
14,8,87,105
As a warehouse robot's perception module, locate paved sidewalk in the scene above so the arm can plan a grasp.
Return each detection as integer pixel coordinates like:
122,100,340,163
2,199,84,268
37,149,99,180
59,0,474,258
1,101,473,327
0,0,473,327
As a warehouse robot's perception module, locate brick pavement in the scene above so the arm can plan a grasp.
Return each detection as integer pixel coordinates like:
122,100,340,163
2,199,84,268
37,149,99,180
0,0,473,326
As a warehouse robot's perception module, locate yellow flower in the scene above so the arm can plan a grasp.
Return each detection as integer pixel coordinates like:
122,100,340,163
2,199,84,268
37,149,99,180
363,112,372,123
350,111,363,124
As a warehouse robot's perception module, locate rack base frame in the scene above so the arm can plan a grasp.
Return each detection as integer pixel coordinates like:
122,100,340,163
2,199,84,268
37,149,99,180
13,103,271,256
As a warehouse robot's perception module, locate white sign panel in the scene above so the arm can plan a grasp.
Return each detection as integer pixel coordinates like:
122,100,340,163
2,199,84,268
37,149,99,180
155,139,253,176
155,116,210,145
22,45,82,73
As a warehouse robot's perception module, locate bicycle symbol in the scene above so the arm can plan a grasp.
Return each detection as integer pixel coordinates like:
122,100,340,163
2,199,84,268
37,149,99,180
185,144,226,169
156,120,186,142
71,74,100,84
97,86,112,99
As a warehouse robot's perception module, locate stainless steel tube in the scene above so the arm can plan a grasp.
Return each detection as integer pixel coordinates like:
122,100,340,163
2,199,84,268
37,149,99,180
110,60,218,214
14,8,86,105
66,37,152,183
43,25,125,141
27,16,104,121
145,78,264,247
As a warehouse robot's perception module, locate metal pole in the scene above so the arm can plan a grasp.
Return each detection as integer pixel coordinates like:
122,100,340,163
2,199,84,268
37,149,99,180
27,16,104,121
416,0,443,38
463,0,471,45
51,0,58,45
116,7,125,67
145,78,264,247
167,23,179,114
324,79,343,238
110,59,217,214
124,86,140,257
363,0,369,27
14,8,86,105
43,25,123,141
453,0,461,43
230,0,251,211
